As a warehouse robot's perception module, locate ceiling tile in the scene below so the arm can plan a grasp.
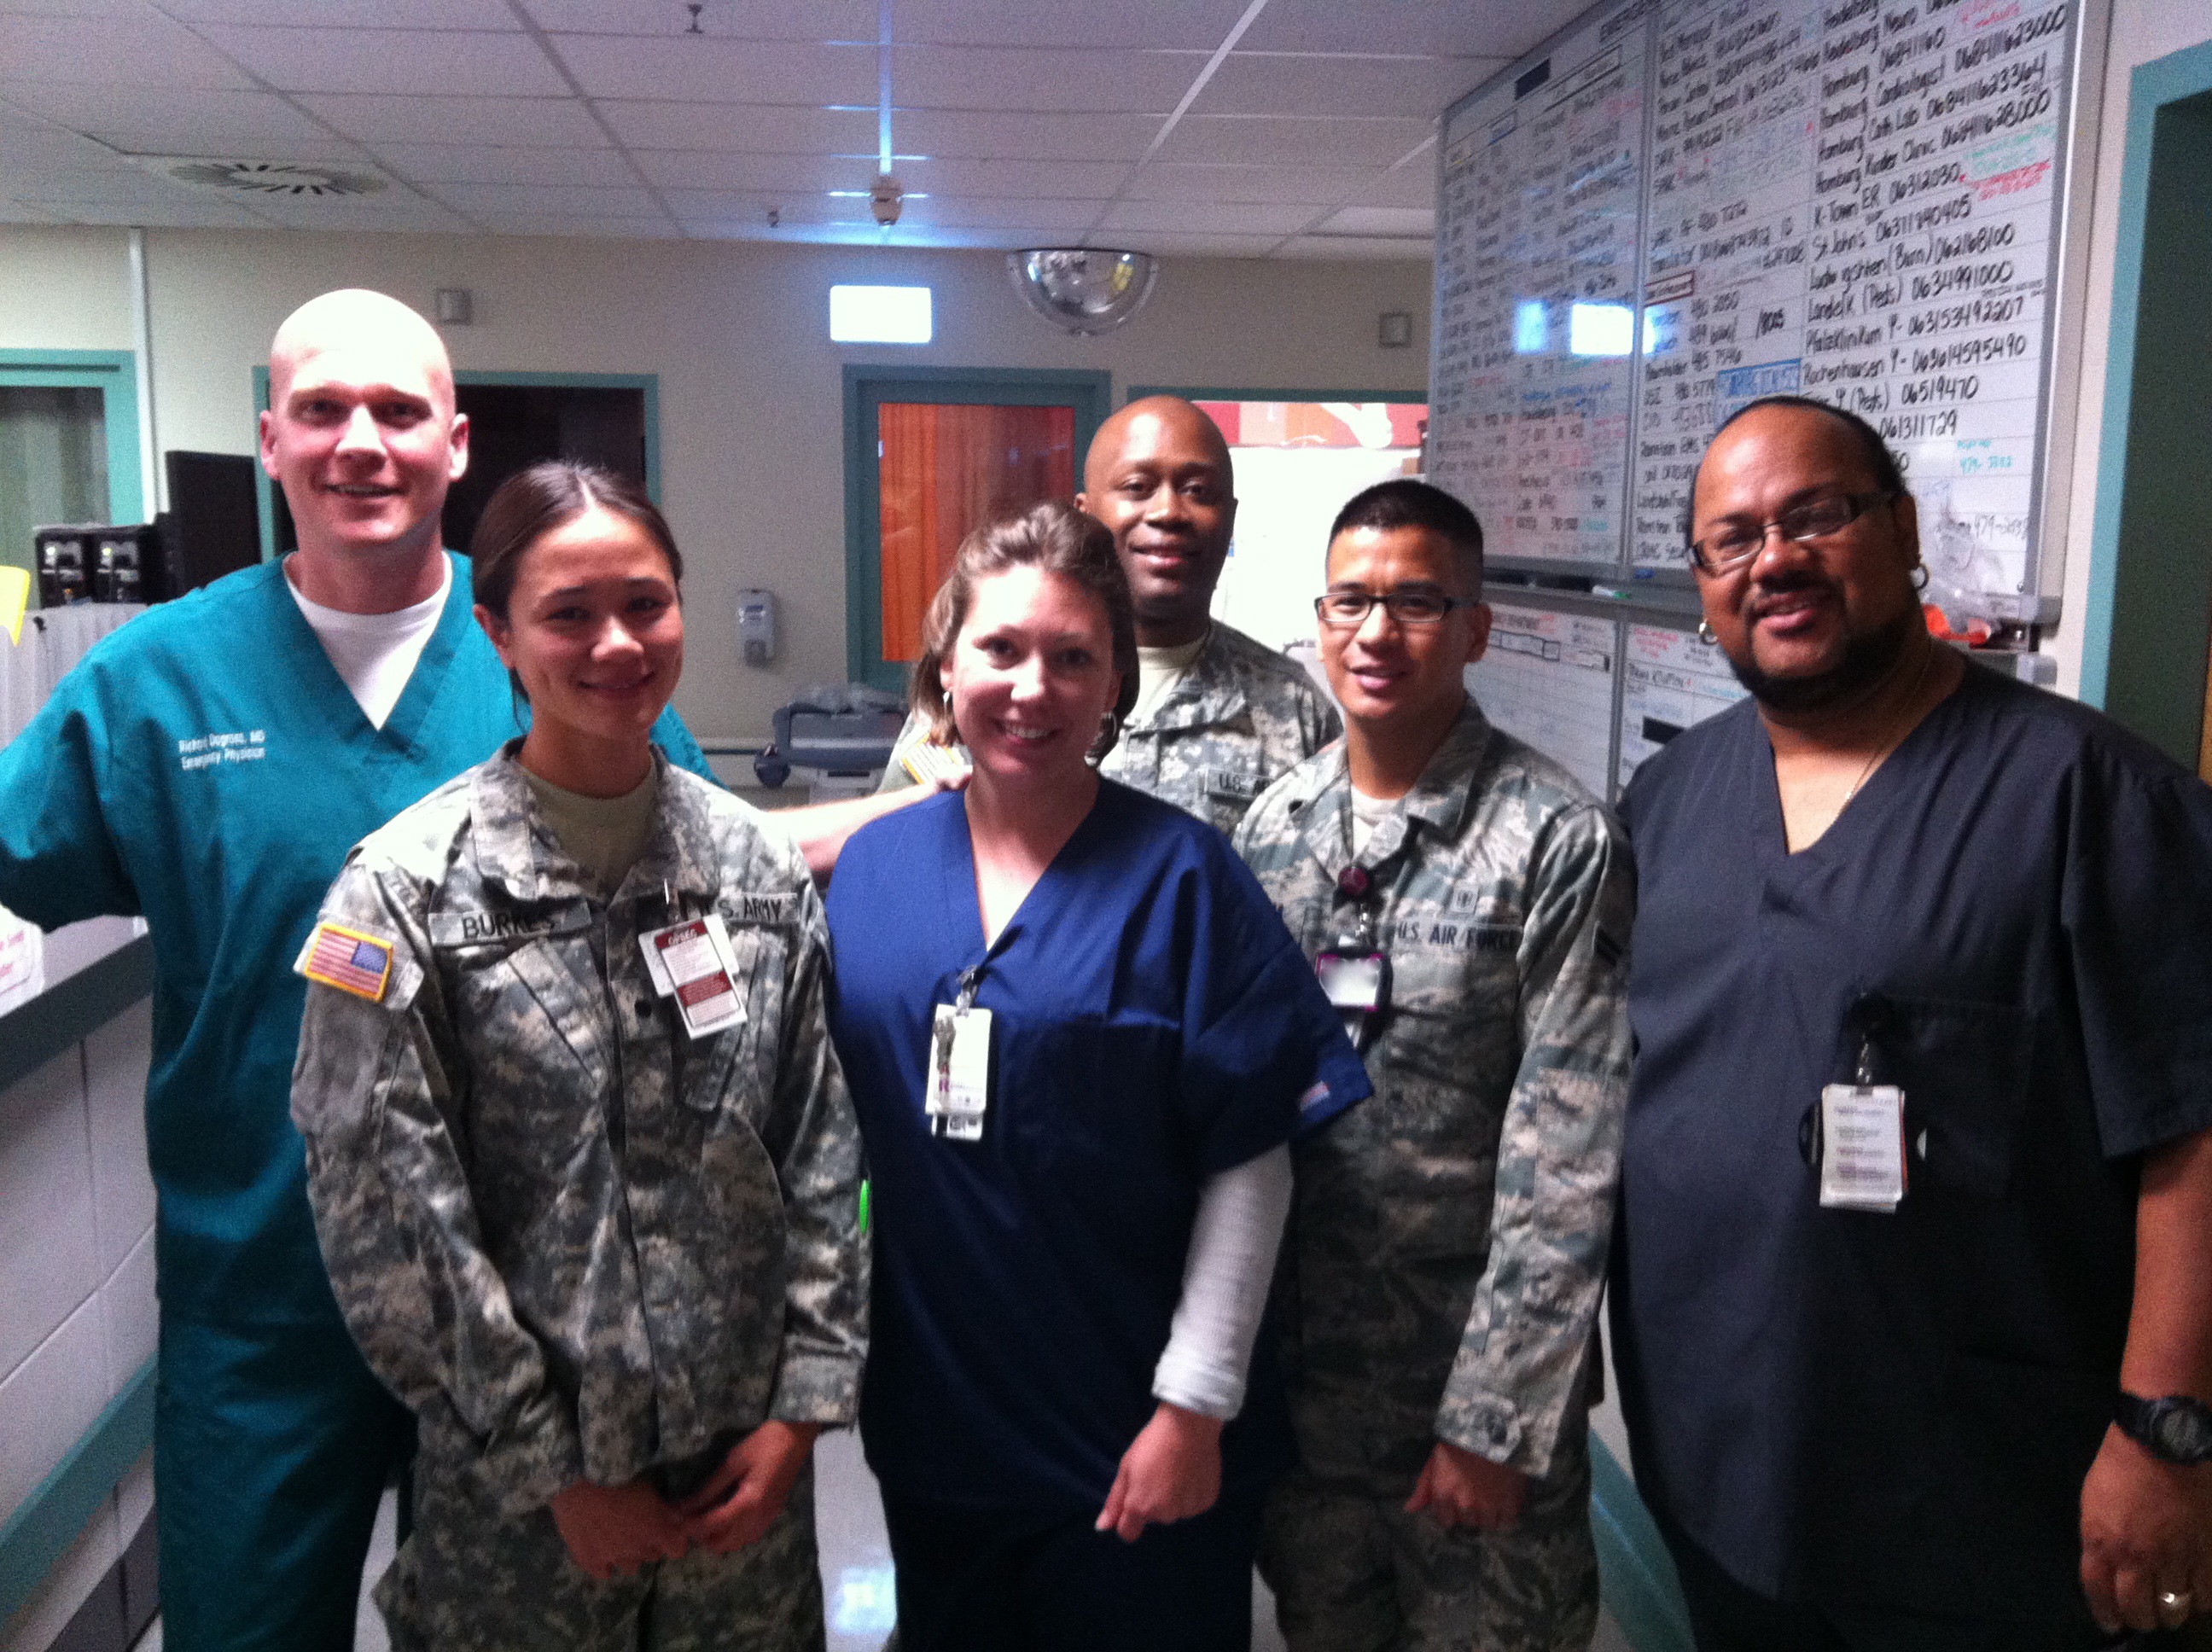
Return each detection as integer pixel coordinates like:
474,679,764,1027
891,110,1161,162
300,93,608,146
551,36,876,104
521,0,876,39
889,45,1202,113
193,26,569,96
1314,205,1433,236
25,193,271,226
0,14,256,89
1121,161,1386,206
6,84,341,149
1198,53,1501,120
472,212,682,237
428,180,661,215
1237,0,1583,61
600,102,876,152
0,201,67,222
1109,232,1288,257
238,193,480,231
1099,198,1322,236
1153,114,1434,168
366,142,639,186
904,195,1104,230
1366,158,1438,208
635,150,880,192
894,0,1241,49
13,167,222,206
902,157,1128,199
1275,233,1433,260
162,0,518,25
0,0,151,18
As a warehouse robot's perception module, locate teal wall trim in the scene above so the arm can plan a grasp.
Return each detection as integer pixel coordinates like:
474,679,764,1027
841,364,1113,692
0,348,146,528
2080,36,2212,744
253,368,663,560
0,1356,156,1626
1124,384,1428,406
1591,1438,1695,1652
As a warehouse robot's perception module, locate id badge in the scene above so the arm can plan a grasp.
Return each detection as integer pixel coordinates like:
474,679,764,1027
924,1003,992,1141
637,914,746,1039
1316,951,1389,1013
1819,1084,1906,1212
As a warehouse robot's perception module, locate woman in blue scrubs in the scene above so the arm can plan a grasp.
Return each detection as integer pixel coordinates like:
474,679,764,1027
826,503,1368,1652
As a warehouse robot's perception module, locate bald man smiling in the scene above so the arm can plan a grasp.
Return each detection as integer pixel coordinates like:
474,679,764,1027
0,289,712,1649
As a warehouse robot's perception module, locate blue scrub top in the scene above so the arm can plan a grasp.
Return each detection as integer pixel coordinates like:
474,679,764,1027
1613,665,2212,1619
827,781,1368,1513
0,554,713,1328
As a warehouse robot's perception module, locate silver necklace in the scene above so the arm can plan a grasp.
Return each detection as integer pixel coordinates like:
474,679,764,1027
1842,643,1936,807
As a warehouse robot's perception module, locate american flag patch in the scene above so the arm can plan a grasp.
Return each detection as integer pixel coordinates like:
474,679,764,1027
302,923,393,1002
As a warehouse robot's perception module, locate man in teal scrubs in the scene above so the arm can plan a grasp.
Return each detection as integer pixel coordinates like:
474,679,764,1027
0,289,710,1649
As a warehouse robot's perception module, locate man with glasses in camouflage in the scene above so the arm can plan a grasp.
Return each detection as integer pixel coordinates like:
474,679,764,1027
1236,478,1633,1650
1612,394,2212,1649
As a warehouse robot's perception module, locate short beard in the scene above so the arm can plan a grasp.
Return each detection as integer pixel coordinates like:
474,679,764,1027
1727,602,1920,716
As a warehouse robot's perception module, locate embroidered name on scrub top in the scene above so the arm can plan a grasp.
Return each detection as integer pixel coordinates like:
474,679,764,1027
299,922,393,1002
175,730,268,772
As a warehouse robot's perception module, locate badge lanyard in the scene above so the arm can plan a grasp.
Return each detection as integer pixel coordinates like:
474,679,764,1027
925,964,992,1141
1316,864,1390,1051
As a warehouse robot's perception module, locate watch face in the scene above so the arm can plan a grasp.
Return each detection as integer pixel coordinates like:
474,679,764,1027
2152,1400,2212,1463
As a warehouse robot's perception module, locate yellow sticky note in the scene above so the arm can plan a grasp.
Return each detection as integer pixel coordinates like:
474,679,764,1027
0,567,29,647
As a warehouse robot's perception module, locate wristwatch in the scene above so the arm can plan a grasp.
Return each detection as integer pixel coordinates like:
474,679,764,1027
2115,1392,2212,1465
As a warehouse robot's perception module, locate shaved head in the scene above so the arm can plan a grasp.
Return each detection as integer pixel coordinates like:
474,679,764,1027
269,288,454,415
1083,395,1234,497
1075,396,1237,646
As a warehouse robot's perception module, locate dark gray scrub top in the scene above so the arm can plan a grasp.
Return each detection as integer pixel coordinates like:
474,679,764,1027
1612,663,2212,1623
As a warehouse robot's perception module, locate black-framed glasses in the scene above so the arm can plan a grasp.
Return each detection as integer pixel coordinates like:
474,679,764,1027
1687,491,1897,573
1314,588,1479,627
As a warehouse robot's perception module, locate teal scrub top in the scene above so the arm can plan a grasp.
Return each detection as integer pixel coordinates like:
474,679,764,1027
0,554,717,1327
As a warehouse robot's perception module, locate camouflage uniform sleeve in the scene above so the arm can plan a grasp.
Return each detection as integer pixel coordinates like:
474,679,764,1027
757,878,870,1423
1300,678,1344,757
873,708,928,795
290,856,585,1515
1434,804,1633,1477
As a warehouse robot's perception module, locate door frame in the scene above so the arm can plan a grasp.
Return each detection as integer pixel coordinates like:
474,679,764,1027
2079,38,2212,766
842,364,1112,692
0,348,147,554
251,368,661,561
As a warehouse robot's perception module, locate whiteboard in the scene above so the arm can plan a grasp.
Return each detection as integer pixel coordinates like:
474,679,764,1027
1467,602,1623,799
1617,618,1750,790
1433,0,2079,620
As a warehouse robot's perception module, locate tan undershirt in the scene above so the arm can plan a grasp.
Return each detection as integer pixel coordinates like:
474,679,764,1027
1131,631,1209,723
522,765,660,894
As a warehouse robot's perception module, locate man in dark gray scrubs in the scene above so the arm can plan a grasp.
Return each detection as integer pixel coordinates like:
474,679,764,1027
1612,394,2212,1649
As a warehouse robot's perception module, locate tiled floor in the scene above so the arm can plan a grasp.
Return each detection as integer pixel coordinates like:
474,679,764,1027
131,1432,1631,1650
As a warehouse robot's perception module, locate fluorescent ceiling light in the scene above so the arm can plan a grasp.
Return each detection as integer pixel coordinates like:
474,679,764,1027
830,284,932,345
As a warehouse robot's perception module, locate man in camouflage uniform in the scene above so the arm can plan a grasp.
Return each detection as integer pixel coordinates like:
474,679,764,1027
291,740,866,1650
876,394,1338,835
1235,480,1633,1652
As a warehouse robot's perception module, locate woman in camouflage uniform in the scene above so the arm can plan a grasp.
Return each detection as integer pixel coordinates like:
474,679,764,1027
290,462,867,1651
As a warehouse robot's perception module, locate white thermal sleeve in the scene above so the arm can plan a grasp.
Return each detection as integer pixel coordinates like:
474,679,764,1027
1150,1143,1294,1420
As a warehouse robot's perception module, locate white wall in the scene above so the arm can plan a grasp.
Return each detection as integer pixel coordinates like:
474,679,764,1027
2047,0,2212,698
0,224,1431,743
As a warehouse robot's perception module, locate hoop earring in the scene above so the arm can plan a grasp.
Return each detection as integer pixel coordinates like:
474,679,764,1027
1697,620,1719,646
1910,564,1930,590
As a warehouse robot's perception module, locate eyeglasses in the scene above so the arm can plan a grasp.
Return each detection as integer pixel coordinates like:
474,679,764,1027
1314,589,1479,627
1687,492,1896,573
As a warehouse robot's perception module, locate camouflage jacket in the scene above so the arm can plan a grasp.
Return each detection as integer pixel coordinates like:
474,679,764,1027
881,620,1341,835
1233,700,1632,1489
290,745,867,1515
